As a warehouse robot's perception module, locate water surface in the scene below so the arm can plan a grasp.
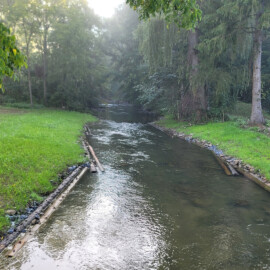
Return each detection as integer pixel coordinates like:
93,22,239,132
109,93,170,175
1,105,270,269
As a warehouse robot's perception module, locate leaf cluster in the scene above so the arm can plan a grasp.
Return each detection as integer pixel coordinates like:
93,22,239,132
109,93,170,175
126,0,201,29
0,23,27,91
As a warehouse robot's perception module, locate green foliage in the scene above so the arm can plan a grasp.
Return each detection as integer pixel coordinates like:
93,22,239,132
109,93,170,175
0,209,9,233
4,102,45,109
0,107,97,231
126,0,201,29
1,0,109,110
135,68,179,113
0,23,26,91
48,1,106,110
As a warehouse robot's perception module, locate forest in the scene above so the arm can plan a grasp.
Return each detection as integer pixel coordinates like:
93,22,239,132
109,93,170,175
1,0,270,125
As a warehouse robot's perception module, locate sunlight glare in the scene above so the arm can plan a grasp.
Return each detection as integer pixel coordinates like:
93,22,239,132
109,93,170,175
88,0,125,18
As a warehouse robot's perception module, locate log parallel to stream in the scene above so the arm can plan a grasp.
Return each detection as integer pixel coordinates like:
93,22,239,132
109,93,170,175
214,155,239,176
149,122,270,193
6,167,89,257
0,131,100,253
0,167,83,253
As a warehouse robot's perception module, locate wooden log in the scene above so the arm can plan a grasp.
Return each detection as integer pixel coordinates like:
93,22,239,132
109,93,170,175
214,155,239,176
215,155,232,176
227,163,239,176
87,126,91,135
82,140,91,161
82,140,97,173
236,167,270,192
84,125,91,136
85,142,105,172
6,167,88,257
0,166,83,254
90,162,97,173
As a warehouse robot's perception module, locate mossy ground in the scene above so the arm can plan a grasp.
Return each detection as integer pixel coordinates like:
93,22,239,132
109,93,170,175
0,106,97,232
157,102,270,181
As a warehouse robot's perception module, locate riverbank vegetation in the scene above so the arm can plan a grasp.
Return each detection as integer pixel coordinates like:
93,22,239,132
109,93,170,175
1,0,270,226
1,1,270,126
107,1,270,126
0,0,109,110
0,107,96,232
157,102,270,179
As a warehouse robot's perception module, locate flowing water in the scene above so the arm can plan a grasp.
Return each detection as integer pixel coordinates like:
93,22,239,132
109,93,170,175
1,105,270,269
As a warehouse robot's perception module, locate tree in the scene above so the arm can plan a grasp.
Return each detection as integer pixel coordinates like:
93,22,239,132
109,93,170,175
0,22,26,91
48,0,107,110
38,0,62,105
103,5,143,103
126,0,201,29
127,0,209,121
248,0,269,125
6,0,41,106
229,0,270,125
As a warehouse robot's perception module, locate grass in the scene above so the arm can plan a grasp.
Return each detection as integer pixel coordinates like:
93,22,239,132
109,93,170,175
157,104,270,181
0,107,97,232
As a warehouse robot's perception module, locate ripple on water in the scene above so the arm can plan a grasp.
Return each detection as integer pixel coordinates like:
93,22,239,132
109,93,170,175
2,107,270,269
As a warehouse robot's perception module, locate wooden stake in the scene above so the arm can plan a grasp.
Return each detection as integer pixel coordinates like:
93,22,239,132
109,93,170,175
85,142,105,172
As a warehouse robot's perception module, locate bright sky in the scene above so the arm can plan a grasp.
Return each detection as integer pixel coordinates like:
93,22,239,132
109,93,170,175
88,0,125,18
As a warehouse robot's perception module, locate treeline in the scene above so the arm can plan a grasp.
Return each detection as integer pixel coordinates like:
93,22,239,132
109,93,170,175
0,0,108,110
109,1,270,125
1,1,270,124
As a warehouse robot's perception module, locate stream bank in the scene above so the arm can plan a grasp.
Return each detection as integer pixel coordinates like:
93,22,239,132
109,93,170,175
0,108,97,234
1,105,270,269
151,122,270,193
156,115,270,186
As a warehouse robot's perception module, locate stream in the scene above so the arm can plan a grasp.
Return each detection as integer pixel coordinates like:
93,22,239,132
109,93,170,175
1,105,270,269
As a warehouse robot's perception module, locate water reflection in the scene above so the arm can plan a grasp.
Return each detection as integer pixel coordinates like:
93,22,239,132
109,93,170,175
1,105,270,269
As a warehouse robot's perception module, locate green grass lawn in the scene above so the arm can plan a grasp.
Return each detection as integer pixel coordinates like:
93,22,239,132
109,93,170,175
157,114,270,181
0,107,97,232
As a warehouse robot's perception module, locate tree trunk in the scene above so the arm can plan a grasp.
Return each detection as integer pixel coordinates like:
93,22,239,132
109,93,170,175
43,25,48,105
26,49,33,107
180,29,207,121
250,29,265,125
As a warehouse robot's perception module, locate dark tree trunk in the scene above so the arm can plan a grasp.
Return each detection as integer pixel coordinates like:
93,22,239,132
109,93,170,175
180,29,207,122
43,25,48,105
26,48,33,107
250,29,265,125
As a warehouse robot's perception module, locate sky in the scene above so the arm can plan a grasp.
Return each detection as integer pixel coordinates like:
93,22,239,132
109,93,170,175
88,0,125,18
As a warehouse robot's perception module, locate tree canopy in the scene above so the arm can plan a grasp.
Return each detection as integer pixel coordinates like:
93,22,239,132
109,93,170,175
0,22,26,91
1,1,270,125
126,0,201,29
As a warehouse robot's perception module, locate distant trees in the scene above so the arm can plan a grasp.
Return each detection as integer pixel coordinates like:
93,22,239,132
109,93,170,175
0,0,109,110
1,0,270,125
